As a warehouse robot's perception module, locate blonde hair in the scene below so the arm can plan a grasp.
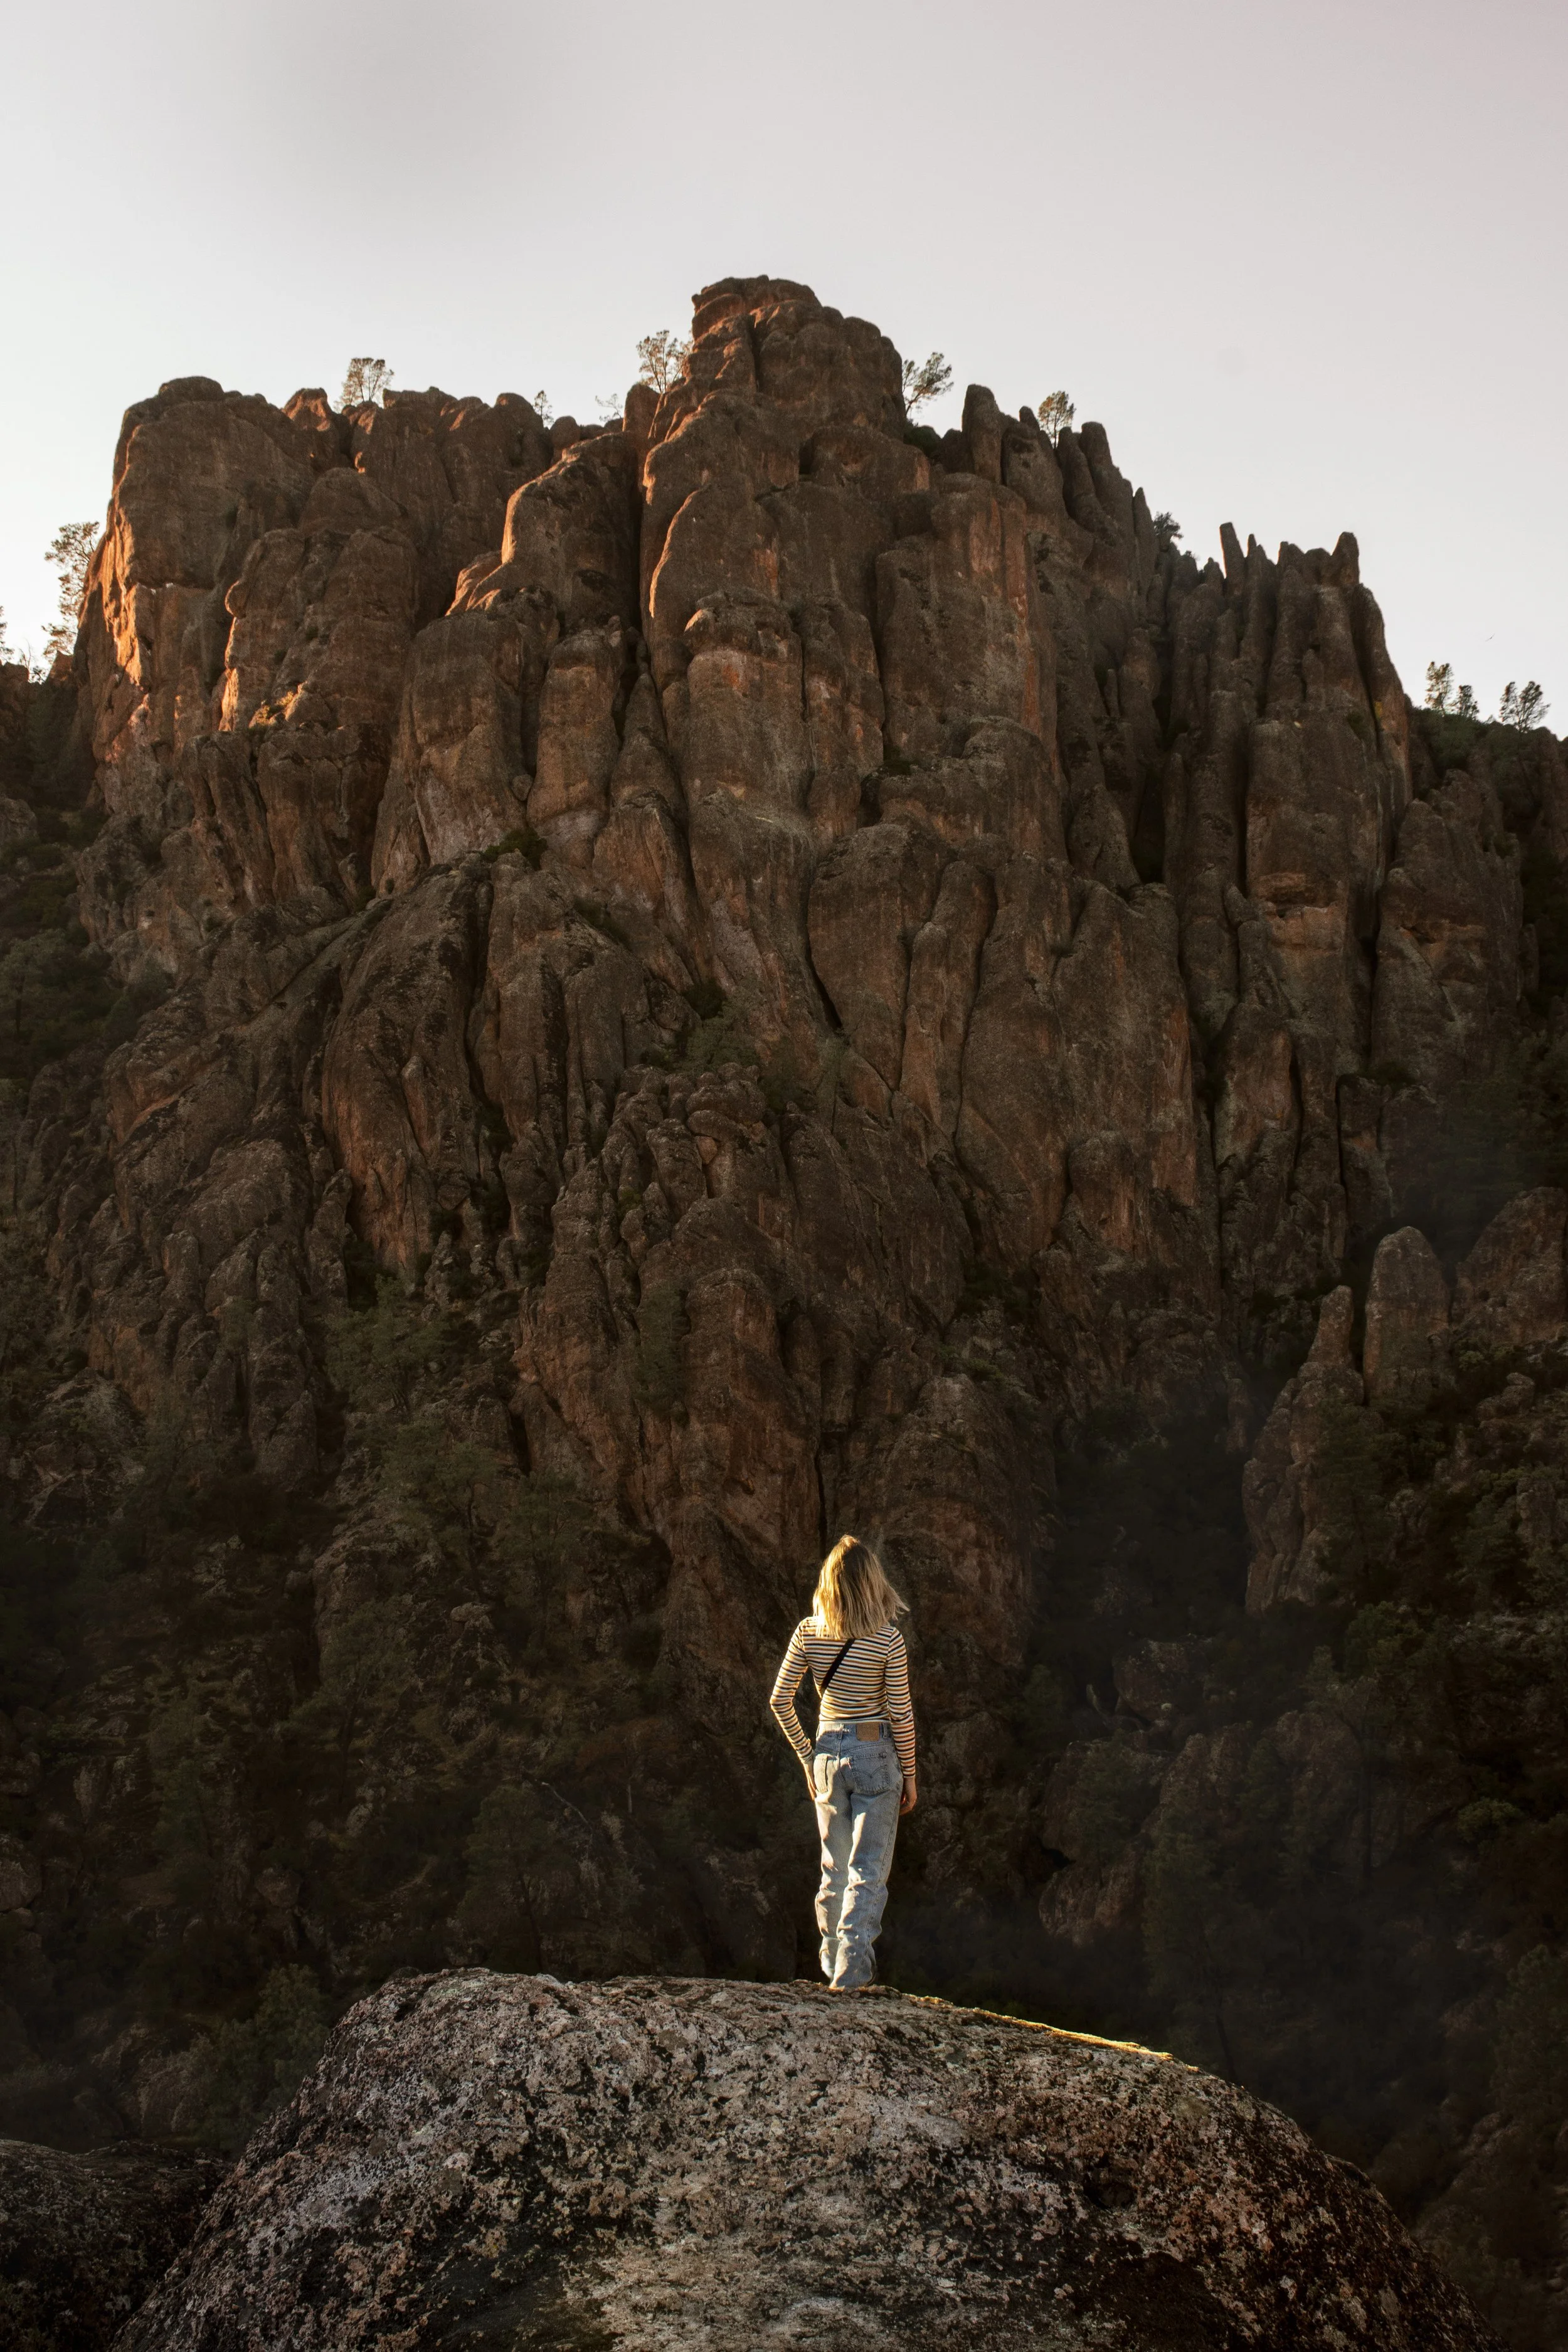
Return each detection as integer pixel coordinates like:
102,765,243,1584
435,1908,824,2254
811,1536,907,1640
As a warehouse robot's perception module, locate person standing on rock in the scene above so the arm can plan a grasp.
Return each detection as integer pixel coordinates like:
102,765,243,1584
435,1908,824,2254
769,1537,917,1991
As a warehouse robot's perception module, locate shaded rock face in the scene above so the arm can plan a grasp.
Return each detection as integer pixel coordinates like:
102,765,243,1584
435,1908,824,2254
120,1972,1495,2352
1245,1190,1568,1609
5,274,1568,2346
0,2136,222,2350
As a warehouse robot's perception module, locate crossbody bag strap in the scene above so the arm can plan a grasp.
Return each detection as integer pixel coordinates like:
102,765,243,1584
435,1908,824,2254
817,1636,855,1712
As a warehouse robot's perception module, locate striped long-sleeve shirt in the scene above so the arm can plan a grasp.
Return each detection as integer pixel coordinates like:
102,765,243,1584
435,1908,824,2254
770,1620,916,1777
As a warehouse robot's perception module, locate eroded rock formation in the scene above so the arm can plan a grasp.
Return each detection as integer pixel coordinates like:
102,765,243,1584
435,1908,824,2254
1246,1193,1568,1610
3,273,1567,2346
32,282,1522,1665
45,282,1568,1529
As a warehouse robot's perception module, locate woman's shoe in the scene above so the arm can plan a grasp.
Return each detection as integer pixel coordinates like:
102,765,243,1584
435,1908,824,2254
832,1951,878,1991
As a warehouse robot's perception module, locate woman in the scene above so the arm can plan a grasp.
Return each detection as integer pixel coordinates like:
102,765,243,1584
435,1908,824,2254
770,1536,917,1991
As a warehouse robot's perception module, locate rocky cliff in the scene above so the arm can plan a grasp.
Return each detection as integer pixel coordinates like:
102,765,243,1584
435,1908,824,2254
120,1971,1496,2349
1,275,1565,2344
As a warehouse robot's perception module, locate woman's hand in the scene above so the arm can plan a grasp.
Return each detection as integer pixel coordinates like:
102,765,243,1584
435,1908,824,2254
899,1774,918,1815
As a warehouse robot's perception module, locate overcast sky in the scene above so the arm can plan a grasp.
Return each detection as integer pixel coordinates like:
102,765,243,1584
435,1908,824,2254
2,0,1562,723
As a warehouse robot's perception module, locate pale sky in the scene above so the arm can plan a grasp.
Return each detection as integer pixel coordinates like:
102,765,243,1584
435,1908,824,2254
3,0,1562,724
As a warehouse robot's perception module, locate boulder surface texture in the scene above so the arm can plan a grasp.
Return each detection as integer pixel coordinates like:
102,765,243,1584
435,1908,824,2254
120,1970,1495,2351
0,2136,221,2350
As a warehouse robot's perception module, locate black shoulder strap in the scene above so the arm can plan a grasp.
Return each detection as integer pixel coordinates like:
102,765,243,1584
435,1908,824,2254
818,1636,855,1700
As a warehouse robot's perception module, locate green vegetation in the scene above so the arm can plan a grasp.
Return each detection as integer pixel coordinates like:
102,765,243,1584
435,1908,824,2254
635,330,692,395
325,1276,589,1577
325,1274,454,1414
457,1784,547,1968
483,823,544,867
1425,659,1480,719
188,1965,328,2151
339,358,391,410
1426,660,1549,731
1068,1738,1160,1865
634,1279,688,1416
0,926,163,1093
41,521,100,666
1036,389,1074,445
292,1606,420,1807
0,674,157,1095
1500,680,1549,731
902,352,952,413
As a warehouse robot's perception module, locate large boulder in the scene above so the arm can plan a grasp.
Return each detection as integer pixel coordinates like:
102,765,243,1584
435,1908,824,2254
120,1971,1494,2350
0,2137,221,2350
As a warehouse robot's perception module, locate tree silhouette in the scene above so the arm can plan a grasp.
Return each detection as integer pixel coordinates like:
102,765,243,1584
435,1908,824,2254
1425,660,1481,717
1424,659,1454,710
339,357,392,410
636,331,692,394
1037,389,1075,445
902,352,952,413
1499,680,1549,731
42,520,100,664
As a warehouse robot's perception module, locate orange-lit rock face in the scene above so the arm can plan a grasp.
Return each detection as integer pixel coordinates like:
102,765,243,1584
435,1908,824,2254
53,273,1568,1712
18,273,1568,2093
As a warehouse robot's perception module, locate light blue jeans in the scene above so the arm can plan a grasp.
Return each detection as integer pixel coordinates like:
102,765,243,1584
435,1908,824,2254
811,1725,901,1989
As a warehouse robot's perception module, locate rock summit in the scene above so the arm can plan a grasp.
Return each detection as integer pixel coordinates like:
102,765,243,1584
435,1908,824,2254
120,1972,1497,2349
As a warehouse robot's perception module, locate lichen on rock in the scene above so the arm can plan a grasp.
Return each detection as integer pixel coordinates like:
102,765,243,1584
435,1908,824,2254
119,1972,1496,2350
